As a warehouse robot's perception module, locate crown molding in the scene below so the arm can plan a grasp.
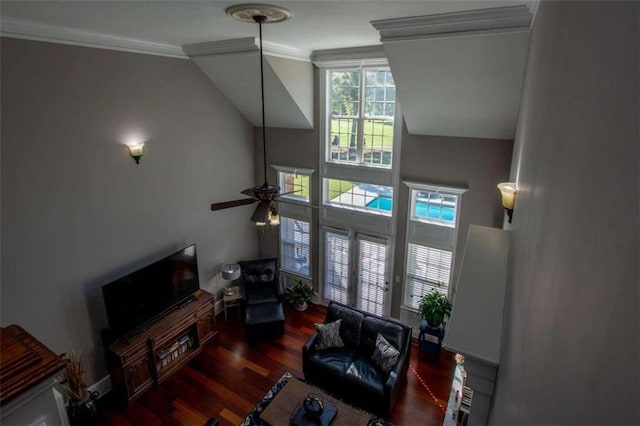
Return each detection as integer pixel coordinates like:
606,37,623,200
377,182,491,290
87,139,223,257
183,37,309,61
0,17,188,58
311,45,387,68
371,5,532,42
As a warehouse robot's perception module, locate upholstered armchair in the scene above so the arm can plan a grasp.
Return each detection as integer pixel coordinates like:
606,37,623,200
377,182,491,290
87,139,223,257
238,258,285,340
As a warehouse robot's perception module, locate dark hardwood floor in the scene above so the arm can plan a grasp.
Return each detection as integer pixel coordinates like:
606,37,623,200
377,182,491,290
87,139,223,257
99,303,456,425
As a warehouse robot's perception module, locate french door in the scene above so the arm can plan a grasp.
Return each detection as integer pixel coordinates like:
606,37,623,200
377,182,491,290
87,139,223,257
322,227,391,316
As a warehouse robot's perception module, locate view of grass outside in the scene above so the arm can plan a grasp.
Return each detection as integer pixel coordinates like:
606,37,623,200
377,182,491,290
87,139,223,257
281,173,310,201
329,68,395,167
330,119,394,150
327,179,357,201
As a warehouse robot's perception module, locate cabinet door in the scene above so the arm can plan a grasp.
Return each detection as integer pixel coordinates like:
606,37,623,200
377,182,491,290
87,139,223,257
196,309,216,345
124,355,152,398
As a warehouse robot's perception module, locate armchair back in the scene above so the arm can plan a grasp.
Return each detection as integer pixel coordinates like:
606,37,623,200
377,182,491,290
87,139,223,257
238,258,282,305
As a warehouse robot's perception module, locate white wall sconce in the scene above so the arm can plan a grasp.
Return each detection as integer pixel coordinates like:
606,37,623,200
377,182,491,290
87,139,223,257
497,182,517,223
126,142,145,164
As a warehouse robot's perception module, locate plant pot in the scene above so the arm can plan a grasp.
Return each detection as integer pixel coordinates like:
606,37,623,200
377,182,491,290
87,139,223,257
294,301,308,311
67,392,98,425
424,320,443,330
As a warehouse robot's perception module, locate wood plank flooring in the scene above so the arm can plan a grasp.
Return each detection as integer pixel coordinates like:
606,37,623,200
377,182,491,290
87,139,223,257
99,303,456,426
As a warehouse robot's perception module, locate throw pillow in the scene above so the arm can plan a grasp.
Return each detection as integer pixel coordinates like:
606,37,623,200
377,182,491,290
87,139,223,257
371,333,400,375
314,319,345,350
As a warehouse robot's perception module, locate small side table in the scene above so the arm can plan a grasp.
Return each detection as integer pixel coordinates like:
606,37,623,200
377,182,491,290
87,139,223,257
222,286,242,322
418,320,445,357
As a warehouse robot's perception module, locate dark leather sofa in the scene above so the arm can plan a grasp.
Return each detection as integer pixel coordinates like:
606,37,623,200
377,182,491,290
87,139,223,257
302,301,412,417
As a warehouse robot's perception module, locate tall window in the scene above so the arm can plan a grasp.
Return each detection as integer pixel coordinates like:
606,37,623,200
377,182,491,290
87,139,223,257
403,182,466,309
323,230,350,304
280,217,311,277
328,68,395,168
405,243,452,309
275,165,314,279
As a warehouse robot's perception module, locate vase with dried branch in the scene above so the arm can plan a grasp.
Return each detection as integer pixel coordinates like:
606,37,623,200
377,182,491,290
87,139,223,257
61,350,98,425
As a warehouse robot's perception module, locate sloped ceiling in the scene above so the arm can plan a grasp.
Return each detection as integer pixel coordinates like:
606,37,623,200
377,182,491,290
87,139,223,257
184,38,313,130
372,5,533,139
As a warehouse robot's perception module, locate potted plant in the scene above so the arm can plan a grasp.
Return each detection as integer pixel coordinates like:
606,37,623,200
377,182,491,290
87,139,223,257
61,350,98,425
418,289,452,329
285,280,315,311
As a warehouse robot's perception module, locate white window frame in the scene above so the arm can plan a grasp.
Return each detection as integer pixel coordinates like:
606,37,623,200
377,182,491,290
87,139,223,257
315,52,402,315
322,178,393,217
323,67,397,169
272,165,314,205
279,216,311,279
404,243,453,310
402,181,467,310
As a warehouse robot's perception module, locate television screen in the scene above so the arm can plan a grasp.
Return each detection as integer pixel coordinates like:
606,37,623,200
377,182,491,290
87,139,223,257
102,244,200,340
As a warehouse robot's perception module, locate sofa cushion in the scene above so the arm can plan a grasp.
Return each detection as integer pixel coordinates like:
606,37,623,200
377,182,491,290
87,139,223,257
371,333,400,375
314,320,345,350
360,316,406,357
326,303,365,349
345,355,385,396
307,348,355,378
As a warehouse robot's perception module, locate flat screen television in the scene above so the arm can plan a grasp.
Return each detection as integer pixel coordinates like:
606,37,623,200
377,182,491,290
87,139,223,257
102,244,200,340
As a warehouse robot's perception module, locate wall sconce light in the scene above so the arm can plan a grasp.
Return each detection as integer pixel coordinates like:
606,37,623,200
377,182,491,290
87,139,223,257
126,142,145,164
497,182,517,223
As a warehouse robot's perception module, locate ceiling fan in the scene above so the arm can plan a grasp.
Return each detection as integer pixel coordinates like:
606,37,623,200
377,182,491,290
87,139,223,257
210,4,295,224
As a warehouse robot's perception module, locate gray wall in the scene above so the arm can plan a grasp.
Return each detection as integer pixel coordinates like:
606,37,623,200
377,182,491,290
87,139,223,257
257,67,320,285
1,38,259,383
392,127,512,317
258,65,512,315
491,1,639,424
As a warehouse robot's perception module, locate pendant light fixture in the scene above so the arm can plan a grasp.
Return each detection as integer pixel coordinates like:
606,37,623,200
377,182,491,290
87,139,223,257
226,4,292,226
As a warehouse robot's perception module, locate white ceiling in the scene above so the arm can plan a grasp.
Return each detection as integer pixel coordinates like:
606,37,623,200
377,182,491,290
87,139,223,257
0,0,535,139
0,0,529,55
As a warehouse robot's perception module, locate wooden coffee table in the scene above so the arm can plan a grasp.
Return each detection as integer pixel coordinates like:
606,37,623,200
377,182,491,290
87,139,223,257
259,377,372,426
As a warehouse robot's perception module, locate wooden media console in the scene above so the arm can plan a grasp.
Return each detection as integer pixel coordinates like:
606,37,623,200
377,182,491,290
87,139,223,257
107,289,217,403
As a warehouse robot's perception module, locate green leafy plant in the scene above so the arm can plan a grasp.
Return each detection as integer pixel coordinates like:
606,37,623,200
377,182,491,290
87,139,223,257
285,280,315,306
418,289,452,327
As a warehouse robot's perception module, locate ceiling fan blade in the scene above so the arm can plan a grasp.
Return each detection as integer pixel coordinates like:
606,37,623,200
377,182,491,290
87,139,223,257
277,189,300,197
251,201,271,222
210,198,257,211
241,188,256,197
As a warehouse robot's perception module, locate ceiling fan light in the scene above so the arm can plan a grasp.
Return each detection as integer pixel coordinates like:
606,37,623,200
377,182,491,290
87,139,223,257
269,209,280,225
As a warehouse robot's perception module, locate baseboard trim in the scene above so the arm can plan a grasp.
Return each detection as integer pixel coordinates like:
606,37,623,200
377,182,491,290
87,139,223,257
88,375,112,399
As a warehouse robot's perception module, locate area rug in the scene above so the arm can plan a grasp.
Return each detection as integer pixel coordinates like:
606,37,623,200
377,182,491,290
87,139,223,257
240,371,393,426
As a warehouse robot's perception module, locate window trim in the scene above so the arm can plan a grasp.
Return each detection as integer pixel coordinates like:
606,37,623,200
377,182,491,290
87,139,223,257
403,242,453,310
404,181,467,228
272,164,314,205
279,215,312,279
401,181,467,312
323,67,397,169
322,178,393,217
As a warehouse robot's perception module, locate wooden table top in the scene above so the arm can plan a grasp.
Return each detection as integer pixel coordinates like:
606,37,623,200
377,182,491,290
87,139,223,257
0,325,66,406
260,377,371,426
